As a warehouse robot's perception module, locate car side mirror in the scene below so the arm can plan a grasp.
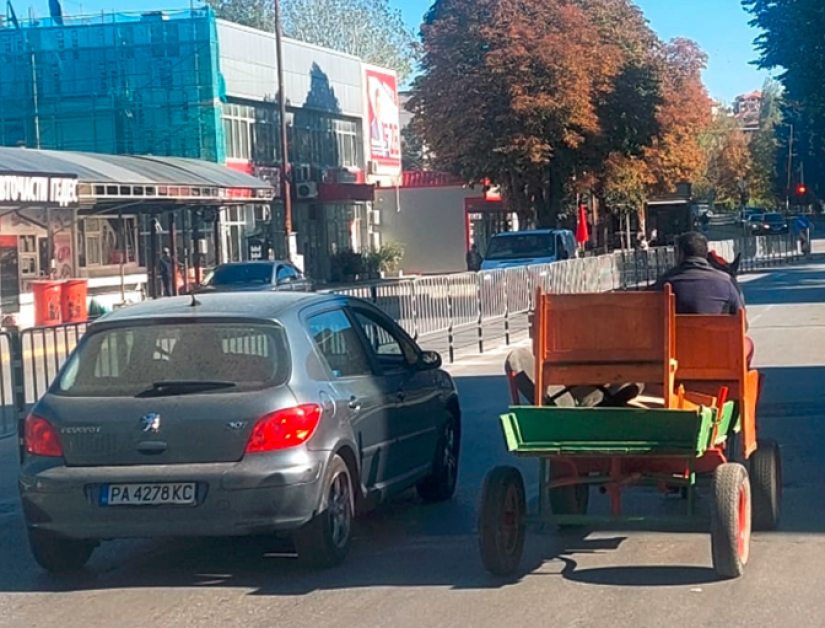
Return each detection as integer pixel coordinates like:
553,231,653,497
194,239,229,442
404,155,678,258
416,350,442,371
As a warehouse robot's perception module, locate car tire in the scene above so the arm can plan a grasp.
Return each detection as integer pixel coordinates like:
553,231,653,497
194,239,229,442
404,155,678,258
293,454,354,569
417,411,460,503
28,529,95,573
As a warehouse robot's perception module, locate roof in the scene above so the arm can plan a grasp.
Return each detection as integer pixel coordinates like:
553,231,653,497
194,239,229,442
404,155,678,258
0,147,273,208
95,292,328,324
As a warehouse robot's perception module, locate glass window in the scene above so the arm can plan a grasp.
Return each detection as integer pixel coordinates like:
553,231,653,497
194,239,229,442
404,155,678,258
57,323,290,398
352,310,418,369
307,310,372,378
206,263,273,286
276,265,298,283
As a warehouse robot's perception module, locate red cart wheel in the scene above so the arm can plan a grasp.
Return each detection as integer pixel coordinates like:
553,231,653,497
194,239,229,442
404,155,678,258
479,467,526,577
711,463,751,579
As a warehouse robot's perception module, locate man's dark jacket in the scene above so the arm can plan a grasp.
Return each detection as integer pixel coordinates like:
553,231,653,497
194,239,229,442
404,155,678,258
652,256,744,315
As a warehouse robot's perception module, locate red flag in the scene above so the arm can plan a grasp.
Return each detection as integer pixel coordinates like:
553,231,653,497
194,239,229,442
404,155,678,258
576,203,589,245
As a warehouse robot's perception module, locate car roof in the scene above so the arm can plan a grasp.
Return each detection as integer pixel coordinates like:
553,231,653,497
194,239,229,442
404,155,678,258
213,260,291,267
491,229,570,237
94,291,337,324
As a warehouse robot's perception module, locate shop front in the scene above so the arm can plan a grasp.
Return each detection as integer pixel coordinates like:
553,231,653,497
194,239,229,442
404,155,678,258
0,171,80,316
0,147,273,327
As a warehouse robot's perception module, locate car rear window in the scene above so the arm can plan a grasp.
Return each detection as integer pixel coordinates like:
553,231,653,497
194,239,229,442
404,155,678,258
207,264,273,286
55,322,290,398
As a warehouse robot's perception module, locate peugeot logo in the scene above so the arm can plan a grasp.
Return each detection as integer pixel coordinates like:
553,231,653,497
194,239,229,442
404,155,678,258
140,413,162,433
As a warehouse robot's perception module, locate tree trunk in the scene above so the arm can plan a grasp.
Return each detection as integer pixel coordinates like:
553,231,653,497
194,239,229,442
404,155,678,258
538,164,565,228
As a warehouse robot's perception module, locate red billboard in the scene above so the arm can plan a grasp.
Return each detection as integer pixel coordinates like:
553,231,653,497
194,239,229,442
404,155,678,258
365,68,401,171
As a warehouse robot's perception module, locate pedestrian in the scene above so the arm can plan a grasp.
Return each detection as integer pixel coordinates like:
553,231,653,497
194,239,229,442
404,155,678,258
159,247,174,297
793,214,813,255
466,244,482,272
700,212,710,233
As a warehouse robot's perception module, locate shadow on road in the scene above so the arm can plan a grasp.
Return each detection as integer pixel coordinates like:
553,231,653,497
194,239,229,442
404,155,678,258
560,565,720,587
742,261,825,306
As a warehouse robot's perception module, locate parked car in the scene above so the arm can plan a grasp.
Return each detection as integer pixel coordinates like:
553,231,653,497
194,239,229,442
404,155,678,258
19,292,461,572
197,261,313,293
480,229,577,271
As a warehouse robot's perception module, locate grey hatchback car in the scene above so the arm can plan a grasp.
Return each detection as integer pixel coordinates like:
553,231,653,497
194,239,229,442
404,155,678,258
19,292,461,572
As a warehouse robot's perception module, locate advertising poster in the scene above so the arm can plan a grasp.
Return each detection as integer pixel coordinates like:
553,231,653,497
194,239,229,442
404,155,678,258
365,68,402,172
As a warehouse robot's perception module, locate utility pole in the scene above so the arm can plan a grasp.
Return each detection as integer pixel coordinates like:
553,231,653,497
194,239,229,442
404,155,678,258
786,123,794,213
274,0,293,261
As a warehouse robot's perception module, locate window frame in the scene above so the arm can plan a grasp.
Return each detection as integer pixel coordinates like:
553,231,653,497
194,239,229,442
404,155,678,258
303,305,377,380
348,305,420,374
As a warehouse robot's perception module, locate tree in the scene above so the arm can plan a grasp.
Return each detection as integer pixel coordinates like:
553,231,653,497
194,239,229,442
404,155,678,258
411,0,662,227
401,125,429,171
205,0,417,82
744,0,825,206
744,0,825,134
643,38,713,194
205,0,275,31
282,0,417,82
747,78,783,208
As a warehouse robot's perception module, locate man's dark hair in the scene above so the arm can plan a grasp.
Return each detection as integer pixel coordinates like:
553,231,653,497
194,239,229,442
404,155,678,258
676,231,709,259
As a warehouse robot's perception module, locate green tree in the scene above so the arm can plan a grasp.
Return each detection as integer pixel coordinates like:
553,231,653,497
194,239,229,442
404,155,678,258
205,0,417,82
204,0,275,31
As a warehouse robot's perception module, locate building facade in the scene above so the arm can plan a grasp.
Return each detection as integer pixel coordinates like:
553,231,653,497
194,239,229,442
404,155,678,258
0,8,401,282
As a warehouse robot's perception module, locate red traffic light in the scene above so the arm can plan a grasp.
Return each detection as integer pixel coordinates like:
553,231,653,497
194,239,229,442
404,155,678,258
797,184,808,195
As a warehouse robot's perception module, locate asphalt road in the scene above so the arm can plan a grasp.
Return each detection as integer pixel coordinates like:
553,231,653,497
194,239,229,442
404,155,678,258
2,252,825,628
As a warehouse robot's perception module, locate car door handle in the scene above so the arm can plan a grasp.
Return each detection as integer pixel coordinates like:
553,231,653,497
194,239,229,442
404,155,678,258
348,396,362,412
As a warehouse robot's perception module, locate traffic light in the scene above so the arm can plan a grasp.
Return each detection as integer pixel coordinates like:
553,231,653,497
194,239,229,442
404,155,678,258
795,184,810,206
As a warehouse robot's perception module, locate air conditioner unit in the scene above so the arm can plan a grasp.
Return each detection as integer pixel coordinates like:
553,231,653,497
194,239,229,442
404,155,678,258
296,182,318,200
367,161,379,175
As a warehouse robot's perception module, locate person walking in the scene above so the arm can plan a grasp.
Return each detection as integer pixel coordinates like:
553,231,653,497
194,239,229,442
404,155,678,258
159,247,174,297
466,244,483,272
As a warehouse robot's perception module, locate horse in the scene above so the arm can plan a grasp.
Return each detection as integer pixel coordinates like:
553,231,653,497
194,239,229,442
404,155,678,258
707,251,743,296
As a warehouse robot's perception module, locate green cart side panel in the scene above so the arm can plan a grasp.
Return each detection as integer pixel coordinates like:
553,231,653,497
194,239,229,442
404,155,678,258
500,406,717,457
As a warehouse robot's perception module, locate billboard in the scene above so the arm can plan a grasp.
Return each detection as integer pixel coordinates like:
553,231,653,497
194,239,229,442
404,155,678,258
365,67,401,173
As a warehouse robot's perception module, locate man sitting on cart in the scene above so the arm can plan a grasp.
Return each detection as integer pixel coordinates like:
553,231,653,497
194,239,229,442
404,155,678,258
651,231,754,366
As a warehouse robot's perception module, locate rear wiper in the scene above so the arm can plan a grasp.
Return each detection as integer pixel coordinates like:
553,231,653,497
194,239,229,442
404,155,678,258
135,381,237,398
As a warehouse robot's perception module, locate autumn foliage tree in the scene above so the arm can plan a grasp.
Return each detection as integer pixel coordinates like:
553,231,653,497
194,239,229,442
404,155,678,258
410,0,712,227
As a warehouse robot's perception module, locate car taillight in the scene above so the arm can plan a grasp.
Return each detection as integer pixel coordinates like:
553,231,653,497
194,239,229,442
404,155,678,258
246,404,322,453
24,415,64,458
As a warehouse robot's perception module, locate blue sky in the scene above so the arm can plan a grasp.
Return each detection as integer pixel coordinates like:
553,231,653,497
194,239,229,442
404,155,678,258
38,0,769,103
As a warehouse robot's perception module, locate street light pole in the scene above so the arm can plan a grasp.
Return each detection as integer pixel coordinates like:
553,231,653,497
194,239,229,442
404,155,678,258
785,123,794,213
274,0,293,260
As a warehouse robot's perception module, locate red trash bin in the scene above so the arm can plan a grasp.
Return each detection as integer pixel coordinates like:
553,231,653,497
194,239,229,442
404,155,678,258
31,281,63,327
61,279,89,323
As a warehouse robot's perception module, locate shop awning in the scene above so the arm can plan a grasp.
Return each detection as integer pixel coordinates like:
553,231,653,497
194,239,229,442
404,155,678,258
0,147,274,211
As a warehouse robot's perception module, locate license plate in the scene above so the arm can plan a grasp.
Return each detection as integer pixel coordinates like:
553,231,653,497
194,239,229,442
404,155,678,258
101,483,196,506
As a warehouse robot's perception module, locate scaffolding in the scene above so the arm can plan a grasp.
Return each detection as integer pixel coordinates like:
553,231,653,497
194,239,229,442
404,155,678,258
0,8,226,162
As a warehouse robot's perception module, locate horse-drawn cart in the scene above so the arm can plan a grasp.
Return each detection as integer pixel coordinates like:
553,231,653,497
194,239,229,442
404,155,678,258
479,287,781,579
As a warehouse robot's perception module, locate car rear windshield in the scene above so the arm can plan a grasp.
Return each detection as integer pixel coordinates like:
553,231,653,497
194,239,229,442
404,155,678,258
55,322,290,398
207,264,273,286
485,233,557,260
